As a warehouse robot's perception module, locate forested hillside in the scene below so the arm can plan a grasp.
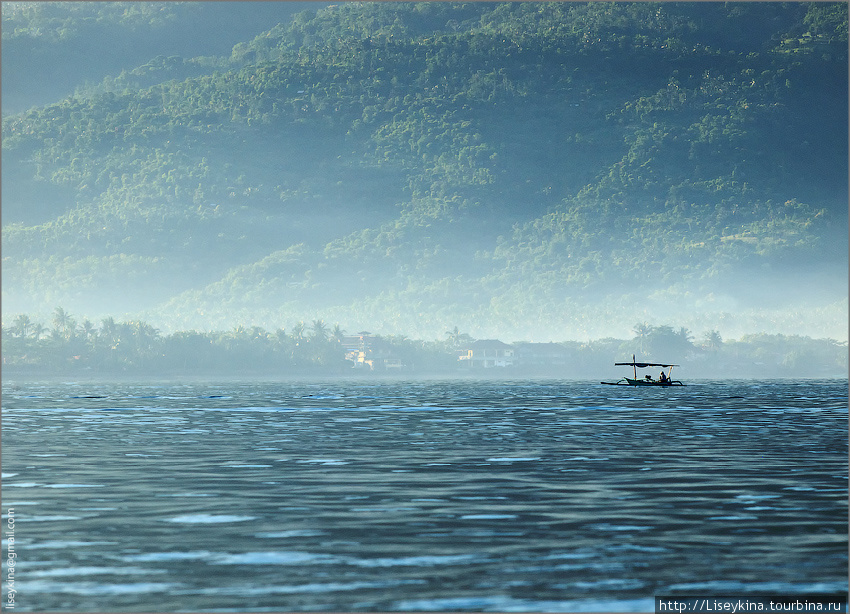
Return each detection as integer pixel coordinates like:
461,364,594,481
0,1,325,112
2,2,847,343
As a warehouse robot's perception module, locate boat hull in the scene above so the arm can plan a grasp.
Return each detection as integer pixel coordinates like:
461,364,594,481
601,378,684,386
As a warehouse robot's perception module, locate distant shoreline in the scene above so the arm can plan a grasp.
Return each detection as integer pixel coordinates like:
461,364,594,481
3,368,847,384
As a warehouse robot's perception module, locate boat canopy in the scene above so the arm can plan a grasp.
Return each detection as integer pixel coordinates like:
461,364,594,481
602,355,684,386
614,361,679,368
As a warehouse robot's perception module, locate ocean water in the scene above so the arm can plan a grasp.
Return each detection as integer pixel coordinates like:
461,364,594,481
1,379,847,612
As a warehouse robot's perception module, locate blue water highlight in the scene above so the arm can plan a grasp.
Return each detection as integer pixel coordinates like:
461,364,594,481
2,379,847,612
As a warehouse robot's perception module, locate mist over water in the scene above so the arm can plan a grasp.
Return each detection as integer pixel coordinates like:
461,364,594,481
3,379,846,612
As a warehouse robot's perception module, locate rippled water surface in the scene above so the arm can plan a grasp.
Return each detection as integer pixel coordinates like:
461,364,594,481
2,379,847,612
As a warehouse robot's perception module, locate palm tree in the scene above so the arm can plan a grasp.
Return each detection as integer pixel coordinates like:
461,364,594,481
52,307,72,338
128,321,162,362
677,327,694,353
310,319,328,343
31,322,47,342
249,326,268,341
445,326,473,349
12,314,31,338
702,330,723,351
291,321,305,344
330,324,346,344
100,317,118,348
633,322,652,355
79,319,96,341
232,324,247,338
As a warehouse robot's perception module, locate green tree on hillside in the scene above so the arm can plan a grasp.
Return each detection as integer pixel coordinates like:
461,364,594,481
1,2,845,337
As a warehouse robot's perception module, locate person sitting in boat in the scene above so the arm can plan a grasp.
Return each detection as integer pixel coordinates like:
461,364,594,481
659,371,667,383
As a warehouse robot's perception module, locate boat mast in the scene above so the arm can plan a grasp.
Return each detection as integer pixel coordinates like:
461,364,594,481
632,354,637,380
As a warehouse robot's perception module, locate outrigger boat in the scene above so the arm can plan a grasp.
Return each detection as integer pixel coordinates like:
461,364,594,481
601,355,684,386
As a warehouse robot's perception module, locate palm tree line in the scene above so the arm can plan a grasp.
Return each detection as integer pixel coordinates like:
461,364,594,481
3,309,846,376
4,310,699,373
4,308,354,372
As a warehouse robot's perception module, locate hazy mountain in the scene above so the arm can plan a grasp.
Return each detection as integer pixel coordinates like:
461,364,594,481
2,1,847,342
0,1,328,112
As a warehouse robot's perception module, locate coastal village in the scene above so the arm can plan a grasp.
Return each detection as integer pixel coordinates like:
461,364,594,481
343,334,536,371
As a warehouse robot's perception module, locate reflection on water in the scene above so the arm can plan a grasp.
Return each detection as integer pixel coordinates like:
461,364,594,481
2,379,847,612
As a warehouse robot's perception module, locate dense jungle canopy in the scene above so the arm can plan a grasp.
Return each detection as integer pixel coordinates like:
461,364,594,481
2,1,847,342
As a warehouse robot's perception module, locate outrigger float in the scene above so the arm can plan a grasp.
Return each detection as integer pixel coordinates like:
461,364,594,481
601,355,684,386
